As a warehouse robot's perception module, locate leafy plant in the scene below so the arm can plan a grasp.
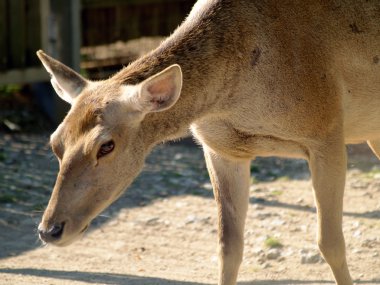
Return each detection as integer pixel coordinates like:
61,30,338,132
264,236,283,248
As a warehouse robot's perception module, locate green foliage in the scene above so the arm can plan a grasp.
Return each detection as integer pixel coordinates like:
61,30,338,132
264,236,283,248
32,203,46,212
250,164,260,173
0,193,18,203
364,167,380,178
250,176,257,185
270,190,284,196
0,84,21,98
277,176,290,182
0,150,5,161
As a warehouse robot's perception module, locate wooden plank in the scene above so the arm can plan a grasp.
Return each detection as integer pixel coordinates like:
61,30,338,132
39,0,50,51
82,0,187,9
70,0,81,71
125,6,140,39
0,67,49,84
25,0,41,67
116,5,141,40
150,4,160,35
50,0,81,70
9,0,26,69
81,0,196,46
117,4,142,40
165,2,183,32
0,0,8,70
50,0,81,123
82,7,117,46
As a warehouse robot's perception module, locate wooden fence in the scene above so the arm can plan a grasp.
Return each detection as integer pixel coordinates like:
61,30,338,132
81,0,195,47
0,0,42,70
81,0,195,79
0,0,195,85
0,0,195,123
0,0,50,84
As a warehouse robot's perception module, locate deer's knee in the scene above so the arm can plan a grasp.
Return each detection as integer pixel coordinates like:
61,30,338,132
317,235,346,268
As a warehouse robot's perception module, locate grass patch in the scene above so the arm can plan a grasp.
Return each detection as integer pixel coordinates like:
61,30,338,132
0,84,21,98
250,176,258,185
363,167,380,179
0,150,5,161
264,236,283,248
270,190,284,196
32,203,46,212
277,176,290,182
0,194,18,203
250,164,260,173
172,172,183,178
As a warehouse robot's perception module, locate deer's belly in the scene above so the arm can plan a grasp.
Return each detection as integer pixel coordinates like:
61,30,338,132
191,120,308,160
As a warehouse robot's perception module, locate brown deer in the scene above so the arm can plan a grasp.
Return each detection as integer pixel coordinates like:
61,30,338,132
37,0,380,284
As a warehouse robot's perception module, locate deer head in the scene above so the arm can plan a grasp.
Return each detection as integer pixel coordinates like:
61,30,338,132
36,51,182,246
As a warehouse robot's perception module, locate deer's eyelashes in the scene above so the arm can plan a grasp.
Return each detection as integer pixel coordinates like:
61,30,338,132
97,140,115,159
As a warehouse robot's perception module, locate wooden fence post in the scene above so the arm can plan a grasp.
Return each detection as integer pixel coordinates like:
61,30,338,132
48,0,81,122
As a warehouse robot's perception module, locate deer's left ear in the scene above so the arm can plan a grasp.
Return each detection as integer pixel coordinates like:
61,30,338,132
133,64,182,113
37,50,88,104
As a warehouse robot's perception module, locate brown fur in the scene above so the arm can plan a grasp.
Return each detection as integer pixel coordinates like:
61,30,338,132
37,1,379,284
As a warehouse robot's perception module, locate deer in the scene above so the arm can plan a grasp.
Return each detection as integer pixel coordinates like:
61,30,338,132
36,0,380,284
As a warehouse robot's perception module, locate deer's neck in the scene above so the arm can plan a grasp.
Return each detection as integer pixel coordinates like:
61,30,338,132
114,0,241,147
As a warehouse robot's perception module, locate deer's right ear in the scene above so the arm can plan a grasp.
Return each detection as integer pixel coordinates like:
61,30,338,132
37,50,87,104
125,64,182,114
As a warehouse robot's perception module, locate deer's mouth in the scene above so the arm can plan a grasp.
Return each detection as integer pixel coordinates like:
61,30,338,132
80,224,89,233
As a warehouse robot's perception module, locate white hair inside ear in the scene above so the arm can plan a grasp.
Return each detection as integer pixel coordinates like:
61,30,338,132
122,64,183,114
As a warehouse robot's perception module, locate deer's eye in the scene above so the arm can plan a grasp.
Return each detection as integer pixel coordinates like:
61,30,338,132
97,140,114,159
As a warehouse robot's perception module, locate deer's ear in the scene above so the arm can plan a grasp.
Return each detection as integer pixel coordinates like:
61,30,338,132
132,64,182,113
37,50,87,104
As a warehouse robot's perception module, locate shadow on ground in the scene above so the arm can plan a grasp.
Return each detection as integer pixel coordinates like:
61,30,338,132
253,199,380,220
1,268,380,285
0,268,206,285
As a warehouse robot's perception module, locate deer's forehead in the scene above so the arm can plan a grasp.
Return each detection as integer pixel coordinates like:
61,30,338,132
50,103,104,147
69,103,103,133
51,119,113,156
54,100,126,143
50,82,137,148
84,81,124,100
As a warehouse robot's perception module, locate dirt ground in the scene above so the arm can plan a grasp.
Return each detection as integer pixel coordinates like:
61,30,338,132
0,134,379,285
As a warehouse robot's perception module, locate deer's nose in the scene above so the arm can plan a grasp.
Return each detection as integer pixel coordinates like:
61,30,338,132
38,222,65,242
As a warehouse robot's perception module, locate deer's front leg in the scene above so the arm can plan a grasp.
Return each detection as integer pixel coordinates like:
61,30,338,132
204,148,250,285
308,137,353,285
